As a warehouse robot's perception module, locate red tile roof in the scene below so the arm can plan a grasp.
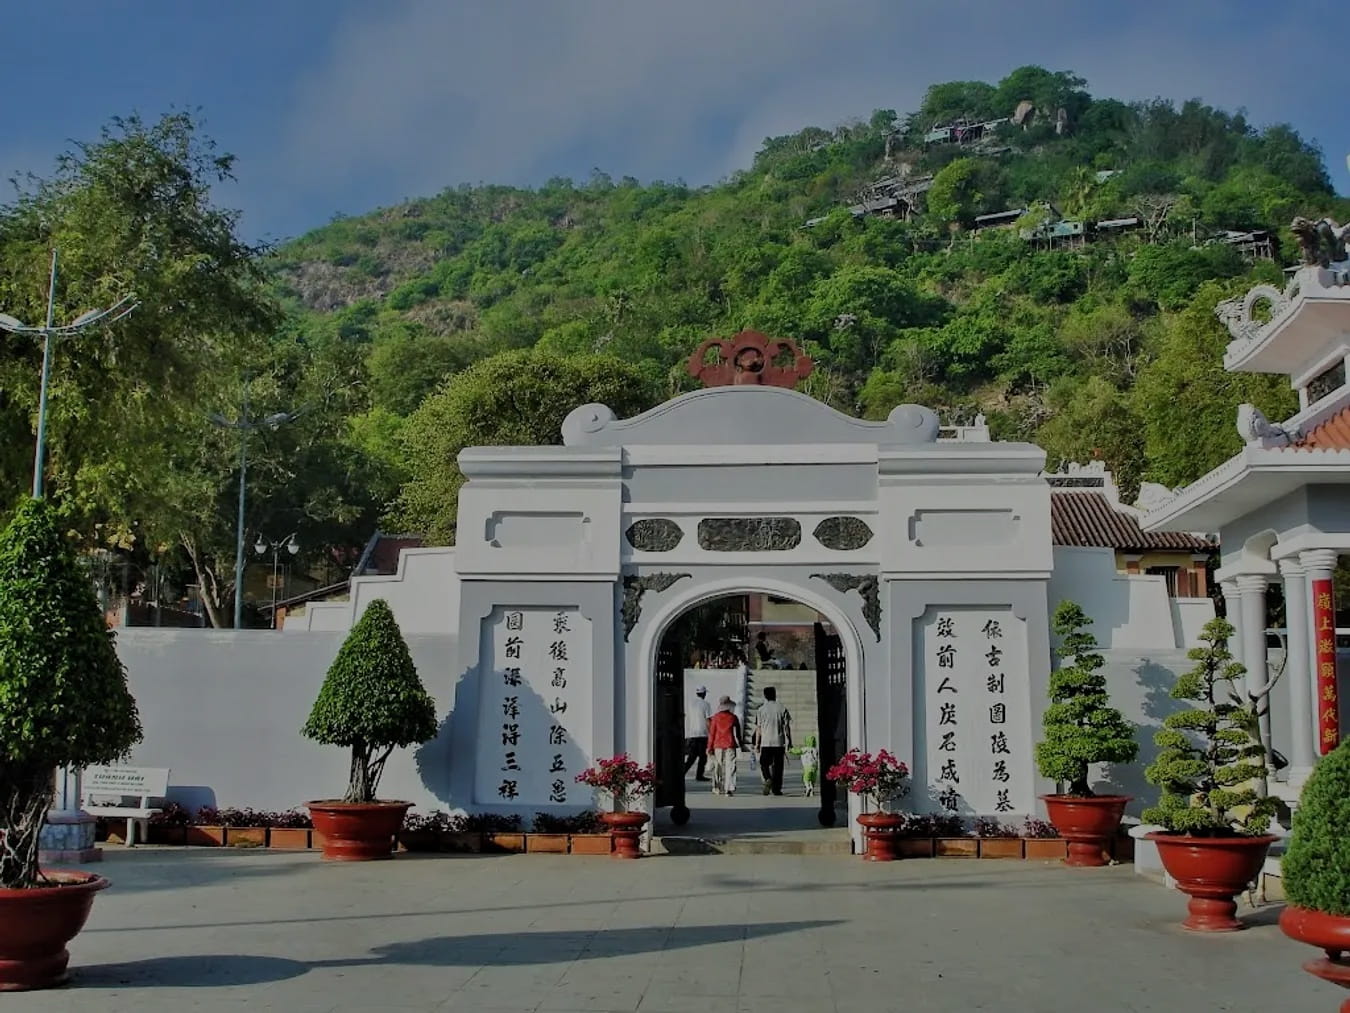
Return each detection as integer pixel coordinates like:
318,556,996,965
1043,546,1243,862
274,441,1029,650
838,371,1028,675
1050,491,1212,551
1293,405,1350,451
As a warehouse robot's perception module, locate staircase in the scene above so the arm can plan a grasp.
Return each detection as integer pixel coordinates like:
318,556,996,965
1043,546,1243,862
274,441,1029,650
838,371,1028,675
745,666,818,745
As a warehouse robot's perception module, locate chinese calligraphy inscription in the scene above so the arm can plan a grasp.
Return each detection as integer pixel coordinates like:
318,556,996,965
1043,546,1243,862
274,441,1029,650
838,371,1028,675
922,607,1029,816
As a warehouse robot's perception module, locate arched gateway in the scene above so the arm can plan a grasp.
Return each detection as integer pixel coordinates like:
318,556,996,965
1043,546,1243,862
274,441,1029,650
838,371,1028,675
446,334,1056,843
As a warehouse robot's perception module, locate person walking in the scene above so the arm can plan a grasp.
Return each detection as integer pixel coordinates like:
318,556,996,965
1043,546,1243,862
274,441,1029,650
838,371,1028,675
707,695,743,796
753,686,791,796
683,685,712,781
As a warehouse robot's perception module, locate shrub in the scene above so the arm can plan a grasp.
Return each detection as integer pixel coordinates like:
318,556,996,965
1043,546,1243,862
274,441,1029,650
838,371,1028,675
301,600,438,803
150,801,192,827
824,749,911,813
1142,618,1276,835
1021,818,1060,839
575,755,657,812
1281,738,1350,916
1035,601,1138,796
464,813,522,833
975,817,1019,838
0,499,141,888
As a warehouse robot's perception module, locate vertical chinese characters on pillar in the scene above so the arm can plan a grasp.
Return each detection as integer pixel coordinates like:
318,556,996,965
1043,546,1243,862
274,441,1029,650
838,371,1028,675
1311,579,1342,755
922,607,1031,816
476,606,592,805
932,614,963,814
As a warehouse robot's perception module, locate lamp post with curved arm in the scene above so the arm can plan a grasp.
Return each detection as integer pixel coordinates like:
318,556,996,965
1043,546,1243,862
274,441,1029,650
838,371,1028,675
255,532,299,629
210,380,301,629
0,249,137,498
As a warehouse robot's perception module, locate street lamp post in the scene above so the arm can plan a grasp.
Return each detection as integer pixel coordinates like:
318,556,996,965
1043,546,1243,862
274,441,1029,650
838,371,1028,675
255,532,299,629
209,381,300,629
0,249,137,497
0,248,135,865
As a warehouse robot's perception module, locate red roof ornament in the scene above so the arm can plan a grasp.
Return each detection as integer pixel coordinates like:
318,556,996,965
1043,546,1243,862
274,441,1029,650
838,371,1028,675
686,330,814,389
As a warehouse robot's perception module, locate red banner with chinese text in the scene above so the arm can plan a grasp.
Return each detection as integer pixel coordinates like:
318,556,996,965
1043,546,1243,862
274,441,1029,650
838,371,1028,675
1311,578,1341,755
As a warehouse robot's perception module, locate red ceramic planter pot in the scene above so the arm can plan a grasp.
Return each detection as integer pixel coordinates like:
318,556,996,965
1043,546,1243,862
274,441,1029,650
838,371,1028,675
1280,905,1350,1012
1040,794,1130,867
0,871,109,991
306,801,409,861
1146,832,1276,931
856,812,905,861
599,812,649,859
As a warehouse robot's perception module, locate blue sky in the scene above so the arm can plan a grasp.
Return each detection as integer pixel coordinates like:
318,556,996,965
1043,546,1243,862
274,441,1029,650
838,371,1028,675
1,1,1344,244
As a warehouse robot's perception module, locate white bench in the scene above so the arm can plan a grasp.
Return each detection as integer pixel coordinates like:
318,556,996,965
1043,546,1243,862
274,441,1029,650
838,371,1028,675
82,766,170,847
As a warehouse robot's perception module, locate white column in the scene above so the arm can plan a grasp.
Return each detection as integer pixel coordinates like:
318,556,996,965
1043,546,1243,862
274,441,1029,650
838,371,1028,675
1220,579,1243,666
1301,548,1340,759
1236,575,1272,759
1278,558,1317,780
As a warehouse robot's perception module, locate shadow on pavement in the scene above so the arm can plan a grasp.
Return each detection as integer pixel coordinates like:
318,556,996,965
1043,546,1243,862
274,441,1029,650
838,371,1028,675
72,921,842,988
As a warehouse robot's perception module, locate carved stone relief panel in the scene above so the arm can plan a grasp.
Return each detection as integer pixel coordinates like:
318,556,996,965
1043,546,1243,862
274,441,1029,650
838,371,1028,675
696,517,802,552
625,518,684,552
621,573,690,641
813,516,874,551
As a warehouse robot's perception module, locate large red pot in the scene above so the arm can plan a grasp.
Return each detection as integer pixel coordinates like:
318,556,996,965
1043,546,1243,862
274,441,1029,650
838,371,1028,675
856,812,906,861
1280,905,1350,1012
1146,832,1276,931
1040,794,1129,867
306,800,410,861
599,811,649,859
0,870,109,991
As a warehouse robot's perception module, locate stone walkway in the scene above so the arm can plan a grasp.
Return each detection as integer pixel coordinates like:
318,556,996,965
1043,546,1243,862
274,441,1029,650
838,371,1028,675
13,847,1330,1012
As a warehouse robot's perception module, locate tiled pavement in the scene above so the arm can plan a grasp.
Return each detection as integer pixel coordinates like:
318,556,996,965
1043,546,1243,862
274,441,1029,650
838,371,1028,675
11,845,1331,1012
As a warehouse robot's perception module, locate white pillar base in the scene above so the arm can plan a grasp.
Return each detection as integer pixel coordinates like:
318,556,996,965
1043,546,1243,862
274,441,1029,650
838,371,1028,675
37,809,101,865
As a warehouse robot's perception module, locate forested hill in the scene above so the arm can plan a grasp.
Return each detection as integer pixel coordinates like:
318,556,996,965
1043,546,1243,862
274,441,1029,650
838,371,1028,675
272,66,1347,521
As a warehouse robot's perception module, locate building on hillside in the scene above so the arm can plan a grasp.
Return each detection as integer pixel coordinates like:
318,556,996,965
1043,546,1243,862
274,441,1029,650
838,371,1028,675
923,117,1010,146
1143,219,1350,795
973,207,1028,233
1212,228,1278,262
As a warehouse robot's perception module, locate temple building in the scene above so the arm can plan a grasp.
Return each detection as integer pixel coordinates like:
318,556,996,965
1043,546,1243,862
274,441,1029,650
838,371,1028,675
1142,220,1350,797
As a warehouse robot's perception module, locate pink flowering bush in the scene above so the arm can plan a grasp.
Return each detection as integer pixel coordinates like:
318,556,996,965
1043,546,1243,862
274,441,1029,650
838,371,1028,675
826,749,911,813
575,754,657,812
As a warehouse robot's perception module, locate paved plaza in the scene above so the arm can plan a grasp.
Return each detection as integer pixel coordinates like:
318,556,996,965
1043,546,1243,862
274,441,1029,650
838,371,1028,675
13,845,1331,1012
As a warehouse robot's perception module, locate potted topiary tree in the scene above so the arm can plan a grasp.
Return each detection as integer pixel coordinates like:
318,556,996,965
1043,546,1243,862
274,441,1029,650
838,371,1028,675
1143,617,1277,931
0,500,142,989
1279,737,1350,1008
302,599,437,861
1035,601,1138,867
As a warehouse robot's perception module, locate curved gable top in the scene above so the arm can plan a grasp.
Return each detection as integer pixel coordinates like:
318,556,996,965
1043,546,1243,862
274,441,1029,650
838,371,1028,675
563,386,942,448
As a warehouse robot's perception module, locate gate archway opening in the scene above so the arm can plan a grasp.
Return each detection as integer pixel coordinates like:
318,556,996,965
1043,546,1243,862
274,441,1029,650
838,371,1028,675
649,591,853,841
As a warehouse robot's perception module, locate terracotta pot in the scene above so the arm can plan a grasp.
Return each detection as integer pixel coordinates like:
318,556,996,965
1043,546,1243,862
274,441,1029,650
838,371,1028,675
306,800,409,861
1024,838,1068,861
0,870,109,991
569,833,613,856
1281,905,1350,1011
483,832,525,853
525,833,569,854
1040,794,1130,867
268,828,311,850
979,838,1024,859
224,827,266,848
856,812,905,861
1147,832,1276,932
600,811,650,859
186,825,225,847
936,837,979,858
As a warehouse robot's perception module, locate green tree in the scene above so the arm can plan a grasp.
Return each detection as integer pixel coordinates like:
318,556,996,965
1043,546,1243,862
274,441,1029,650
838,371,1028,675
1035,601,1138,796
1133,287,1297,487
1142,618,1275,835
393,350,664,543
0,499,141,887
926,157,989,226
1281,737,1350,916
302,599,437,803
0,113,278,540
1037,376,1146,498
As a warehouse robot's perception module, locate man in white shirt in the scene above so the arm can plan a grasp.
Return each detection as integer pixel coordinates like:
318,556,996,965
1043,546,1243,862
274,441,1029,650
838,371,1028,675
683,686,712,781
753,686,791,796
